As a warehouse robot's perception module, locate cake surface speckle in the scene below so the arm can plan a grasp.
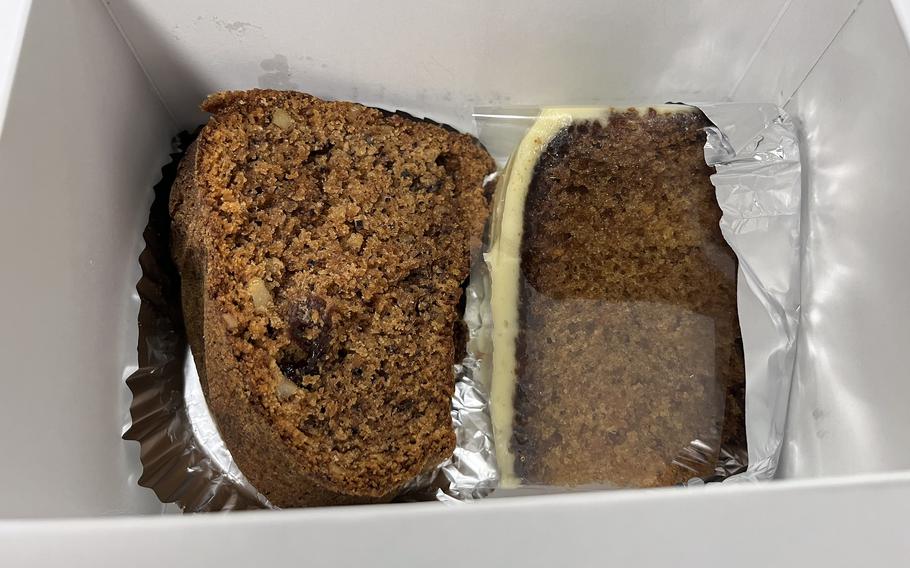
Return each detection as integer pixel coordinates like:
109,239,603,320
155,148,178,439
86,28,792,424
169,89,494,506
488,106,746,488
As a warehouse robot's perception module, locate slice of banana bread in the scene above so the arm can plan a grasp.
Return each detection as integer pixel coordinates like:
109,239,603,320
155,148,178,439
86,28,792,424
170,89,494,507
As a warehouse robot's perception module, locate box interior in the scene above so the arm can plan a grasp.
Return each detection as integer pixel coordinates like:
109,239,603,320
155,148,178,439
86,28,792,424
2,0,909,519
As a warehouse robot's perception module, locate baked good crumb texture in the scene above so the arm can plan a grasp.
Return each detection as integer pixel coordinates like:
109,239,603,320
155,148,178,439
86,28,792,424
169,89,493,507
490,107,746,488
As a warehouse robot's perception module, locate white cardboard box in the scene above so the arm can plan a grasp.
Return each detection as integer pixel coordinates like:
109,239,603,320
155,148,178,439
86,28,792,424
2,0,910,565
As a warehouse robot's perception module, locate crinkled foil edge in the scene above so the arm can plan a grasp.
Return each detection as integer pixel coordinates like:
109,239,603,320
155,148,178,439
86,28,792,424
698,102,802,483
440,103,801,498
439,242,499,499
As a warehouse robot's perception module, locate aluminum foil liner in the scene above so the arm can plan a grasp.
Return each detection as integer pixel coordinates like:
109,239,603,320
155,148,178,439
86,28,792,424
439,255,499,499
441,103,801,498
699,103,802,483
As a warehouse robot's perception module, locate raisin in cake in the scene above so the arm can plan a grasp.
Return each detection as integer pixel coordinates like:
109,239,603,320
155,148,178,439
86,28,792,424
486,106,746,488
170,89,494,507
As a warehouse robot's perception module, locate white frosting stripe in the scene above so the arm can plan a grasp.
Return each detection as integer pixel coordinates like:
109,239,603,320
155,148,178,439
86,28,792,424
485,105,694,488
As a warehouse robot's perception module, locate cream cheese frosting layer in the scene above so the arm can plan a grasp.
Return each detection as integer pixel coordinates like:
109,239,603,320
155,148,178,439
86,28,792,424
485,105,695,488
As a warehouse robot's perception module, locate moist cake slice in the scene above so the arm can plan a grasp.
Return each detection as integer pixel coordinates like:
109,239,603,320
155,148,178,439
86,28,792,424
170,89,494,507
487,106,745,488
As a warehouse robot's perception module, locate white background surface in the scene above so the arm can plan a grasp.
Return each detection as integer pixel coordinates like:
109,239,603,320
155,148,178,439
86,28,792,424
105,0,794,130
781,0,910,477
0,0,172,517
3,0,910,564
0,0,30,132
3,473,910,567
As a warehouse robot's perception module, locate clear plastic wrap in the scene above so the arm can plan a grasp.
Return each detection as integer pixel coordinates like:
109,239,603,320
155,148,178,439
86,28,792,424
441,103,801,497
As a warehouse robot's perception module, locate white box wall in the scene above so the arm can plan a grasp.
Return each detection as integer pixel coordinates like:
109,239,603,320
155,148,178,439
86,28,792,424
781,0,910,477
2,0,910,563
0,0,173,518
